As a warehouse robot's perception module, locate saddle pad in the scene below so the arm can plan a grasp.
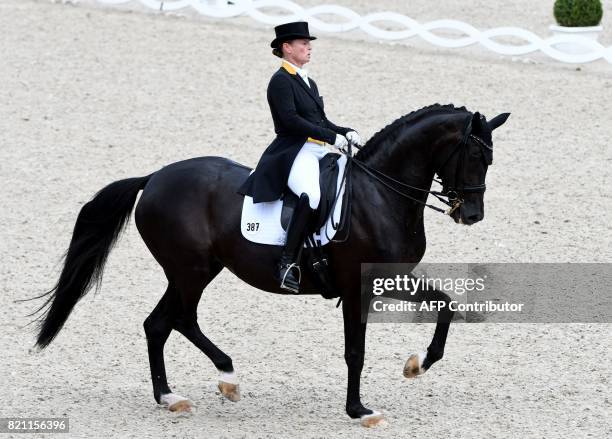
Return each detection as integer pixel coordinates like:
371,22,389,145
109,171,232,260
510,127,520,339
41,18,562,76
241,154,347,246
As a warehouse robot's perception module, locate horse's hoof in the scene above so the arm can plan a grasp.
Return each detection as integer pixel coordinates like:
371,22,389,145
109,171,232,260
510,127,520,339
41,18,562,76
218,381,241,402
403,352,426,378
160,393,193,413
169,399,193,413
360,411,387,428
218,370,240,402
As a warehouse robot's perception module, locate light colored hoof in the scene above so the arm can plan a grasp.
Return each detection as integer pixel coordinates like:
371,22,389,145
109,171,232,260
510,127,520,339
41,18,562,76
403,351,426,379
218,381,241,402
169,399,193,412
160,393,193,413
360,411,387,428
217,370,240,402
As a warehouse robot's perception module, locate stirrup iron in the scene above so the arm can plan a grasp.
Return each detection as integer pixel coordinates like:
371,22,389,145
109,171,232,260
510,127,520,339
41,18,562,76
280,262,301,293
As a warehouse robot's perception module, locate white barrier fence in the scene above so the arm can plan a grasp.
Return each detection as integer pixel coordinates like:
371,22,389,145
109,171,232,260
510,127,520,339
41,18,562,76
95,0,612,64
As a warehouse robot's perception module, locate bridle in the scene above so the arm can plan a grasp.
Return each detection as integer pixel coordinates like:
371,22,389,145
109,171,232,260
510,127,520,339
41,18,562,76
348,115,492,216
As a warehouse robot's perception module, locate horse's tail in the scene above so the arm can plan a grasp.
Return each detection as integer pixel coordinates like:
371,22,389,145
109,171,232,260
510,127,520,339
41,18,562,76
34,174,152,348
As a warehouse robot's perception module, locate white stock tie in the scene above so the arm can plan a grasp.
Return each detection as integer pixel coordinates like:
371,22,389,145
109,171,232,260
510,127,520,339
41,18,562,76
298,69,310,87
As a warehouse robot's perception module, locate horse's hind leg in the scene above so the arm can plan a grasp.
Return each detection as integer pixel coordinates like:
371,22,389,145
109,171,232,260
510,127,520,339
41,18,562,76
172,263,240,402
143,283,192,412
175,322,240,402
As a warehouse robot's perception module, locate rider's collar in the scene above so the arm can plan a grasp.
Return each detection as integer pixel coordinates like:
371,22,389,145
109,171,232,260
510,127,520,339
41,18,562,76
281,60,299,75
282,60,309,84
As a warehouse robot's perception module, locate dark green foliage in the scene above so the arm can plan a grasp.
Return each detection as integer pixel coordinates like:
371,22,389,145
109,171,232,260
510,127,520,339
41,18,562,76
554,0,603,27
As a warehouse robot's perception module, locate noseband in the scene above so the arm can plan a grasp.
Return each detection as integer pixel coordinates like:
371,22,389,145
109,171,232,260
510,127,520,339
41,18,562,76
349,115,492,216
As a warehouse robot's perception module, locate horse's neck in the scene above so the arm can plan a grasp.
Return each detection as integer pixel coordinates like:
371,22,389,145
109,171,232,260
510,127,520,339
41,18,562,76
351,125,435,241
363,113,465,189
350,112,465,241
364,124,438,192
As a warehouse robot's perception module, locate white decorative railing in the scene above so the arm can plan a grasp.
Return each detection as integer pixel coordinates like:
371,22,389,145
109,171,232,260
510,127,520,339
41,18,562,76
94,0,612,64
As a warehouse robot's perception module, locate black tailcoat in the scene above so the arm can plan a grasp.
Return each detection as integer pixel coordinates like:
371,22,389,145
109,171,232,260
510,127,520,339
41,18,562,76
237,64,351,202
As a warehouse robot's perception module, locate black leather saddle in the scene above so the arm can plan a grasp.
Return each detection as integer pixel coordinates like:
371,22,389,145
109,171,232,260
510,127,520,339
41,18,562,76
280,152,344,232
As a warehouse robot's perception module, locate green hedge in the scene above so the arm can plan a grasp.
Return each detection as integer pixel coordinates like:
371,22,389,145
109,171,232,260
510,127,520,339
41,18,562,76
554,0,603,27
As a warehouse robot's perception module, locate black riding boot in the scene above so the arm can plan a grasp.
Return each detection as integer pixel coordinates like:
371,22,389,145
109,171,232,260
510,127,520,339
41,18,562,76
278,193,315,293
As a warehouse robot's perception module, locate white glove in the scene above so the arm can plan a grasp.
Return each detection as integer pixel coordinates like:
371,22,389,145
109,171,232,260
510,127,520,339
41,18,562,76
346,131,362,146
333,134,348,150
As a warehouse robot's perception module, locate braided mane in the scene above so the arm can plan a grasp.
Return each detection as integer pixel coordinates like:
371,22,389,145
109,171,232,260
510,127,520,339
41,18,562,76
356,104,470,161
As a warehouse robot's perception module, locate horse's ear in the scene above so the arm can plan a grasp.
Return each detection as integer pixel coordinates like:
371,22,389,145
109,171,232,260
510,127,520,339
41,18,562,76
488,113,511,131
469,112,481,130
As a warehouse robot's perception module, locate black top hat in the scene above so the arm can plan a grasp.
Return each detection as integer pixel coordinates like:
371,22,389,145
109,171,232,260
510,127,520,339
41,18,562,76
270,21,317,49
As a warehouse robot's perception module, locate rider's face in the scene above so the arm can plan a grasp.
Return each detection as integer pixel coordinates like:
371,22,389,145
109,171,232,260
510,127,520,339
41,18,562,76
283,39,311,67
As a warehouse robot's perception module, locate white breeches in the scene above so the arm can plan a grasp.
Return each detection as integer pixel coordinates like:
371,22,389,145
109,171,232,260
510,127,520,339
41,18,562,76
287,141,330,209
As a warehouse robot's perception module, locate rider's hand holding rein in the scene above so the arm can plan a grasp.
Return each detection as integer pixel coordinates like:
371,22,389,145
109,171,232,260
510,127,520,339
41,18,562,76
345,131,362,147
333,134,348,150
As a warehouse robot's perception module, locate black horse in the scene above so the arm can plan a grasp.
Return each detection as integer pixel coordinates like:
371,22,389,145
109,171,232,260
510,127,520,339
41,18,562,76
33,104,509,427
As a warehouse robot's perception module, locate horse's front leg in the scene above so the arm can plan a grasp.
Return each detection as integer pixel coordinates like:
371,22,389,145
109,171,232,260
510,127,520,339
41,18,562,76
403,288,454,378
342,297,386,427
